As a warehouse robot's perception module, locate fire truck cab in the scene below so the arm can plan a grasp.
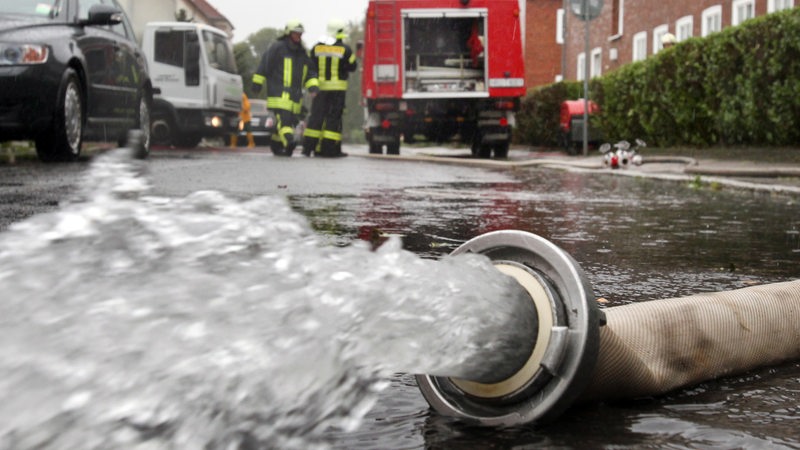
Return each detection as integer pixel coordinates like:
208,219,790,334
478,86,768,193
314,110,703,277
361,0,526,158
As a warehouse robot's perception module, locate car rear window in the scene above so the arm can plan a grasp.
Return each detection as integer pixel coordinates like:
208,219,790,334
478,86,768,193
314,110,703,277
1,0,59,16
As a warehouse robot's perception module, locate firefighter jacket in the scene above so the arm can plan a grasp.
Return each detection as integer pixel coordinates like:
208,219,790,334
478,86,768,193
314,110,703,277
310,38,357,91
252,37,319,114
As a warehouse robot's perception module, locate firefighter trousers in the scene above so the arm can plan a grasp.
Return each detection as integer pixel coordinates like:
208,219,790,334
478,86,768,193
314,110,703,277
303,91,346,156
271,108,299,156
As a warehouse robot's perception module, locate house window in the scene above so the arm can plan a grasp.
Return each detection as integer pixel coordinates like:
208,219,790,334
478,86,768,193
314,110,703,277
653,24,669,53
632,31,647,61
733,0,756,26
577,52,586,81
557,9,565,44
611,0,624,37
676,16,693,41
591,48,602,78
768,0,794,12
702,5,723,36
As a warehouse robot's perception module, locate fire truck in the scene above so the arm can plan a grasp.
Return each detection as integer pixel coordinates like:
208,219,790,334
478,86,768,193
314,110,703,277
361,0,526,158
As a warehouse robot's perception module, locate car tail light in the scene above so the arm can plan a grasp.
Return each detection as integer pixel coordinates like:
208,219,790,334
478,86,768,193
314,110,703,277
381,119,392,129
1,44,49,65
499,117,509,127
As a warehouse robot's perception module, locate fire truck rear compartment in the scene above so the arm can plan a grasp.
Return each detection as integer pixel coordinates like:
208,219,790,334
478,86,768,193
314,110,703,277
403,16,486,95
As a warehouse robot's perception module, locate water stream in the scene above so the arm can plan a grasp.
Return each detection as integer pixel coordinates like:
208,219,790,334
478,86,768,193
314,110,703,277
0,150,530,449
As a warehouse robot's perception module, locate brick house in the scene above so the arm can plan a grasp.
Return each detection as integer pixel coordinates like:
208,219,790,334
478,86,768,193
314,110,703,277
118,0,234,41
525,0,796,87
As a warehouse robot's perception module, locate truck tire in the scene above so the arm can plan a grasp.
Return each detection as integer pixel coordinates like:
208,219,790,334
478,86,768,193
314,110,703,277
493,142,509,159
36,69,83,162
150,113,174,146
387,138,400,155
471,131,492,159
369,142,383,154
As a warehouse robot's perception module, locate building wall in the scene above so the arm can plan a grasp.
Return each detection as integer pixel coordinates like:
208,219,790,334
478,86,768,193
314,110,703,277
117,0,234,42
557,0,794,81
525,0,564,88
118,0,178,42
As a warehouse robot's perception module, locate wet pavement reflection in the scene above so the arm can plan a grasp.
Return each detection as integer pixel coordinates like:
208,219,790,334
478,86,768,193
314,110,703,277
290,166,800,449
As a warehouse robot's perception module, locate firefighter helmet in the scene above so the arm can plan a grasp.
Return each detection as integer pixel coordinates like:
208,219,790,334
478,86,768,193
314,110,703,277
327,18,347,38
284,19,304,35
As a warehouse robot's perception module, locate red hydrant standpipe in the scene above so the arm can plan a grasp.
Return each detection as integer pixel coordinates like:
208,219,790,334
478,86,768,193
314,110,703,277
416,230,800,427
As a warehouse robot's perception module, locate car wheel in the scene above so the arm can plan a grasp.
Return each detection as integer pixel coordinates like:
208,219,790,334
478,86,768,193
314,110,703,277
36,69,83,162
136,95,151,158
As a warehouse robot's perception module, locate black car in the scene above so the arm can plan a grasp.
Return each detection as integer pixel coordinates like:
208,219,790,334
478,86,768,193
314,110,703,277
0,0,152,161
237,98,276,147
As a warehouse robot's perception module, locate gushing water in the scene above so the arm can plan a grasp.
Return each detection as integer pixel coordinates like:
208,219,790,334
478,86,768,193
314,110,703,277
0,149,530,449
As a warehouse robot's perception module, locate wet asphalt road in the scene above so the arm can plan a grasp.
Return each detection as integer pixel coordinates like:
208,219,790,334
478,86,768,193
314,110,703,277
0,144,511,231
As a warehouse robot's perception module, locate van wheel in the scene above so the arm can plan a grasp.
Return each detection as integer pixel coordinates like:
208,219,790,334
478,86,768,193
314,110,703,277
36,69,83,162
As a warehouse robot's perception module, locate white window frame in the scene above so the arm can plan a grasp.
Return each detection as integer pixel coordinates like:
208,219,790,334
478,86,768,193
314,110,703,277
612,0,625,38
676,16,693,41
632,31,647,61
702,5,723,36
653,24,669,53
556,9,565,44
590,47,602,78
577,52,586,81
732,0,756,26
768,0,794,12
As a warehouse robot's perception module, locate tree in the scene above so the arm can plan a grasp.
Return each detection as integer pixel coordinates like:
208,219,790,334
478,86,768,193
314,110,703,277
234,27,282,95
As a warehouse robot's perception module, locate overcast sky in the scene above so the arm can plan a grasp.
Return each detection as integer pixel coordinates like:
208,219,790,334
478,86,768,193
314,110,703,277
214,0,369,43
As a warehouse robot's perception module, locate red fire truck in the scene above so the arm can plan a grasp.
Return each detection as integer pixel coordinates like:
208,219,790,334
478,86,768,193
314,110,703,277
361,0,526,158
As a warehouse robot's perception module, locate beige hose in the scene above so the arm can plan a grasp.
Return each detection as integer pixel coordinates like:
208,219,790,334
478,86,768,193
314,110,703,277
581,279,800,402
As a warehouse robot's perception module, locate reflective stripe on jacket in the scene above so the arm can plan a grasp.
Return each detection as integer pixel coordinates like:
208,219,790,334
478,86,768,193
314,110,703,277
310,39,357,91
252,37,319,111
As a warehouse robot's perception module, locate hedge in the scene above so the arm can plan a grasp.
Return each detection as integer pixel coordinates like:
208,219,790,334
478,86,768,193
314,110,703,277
516,7,800,148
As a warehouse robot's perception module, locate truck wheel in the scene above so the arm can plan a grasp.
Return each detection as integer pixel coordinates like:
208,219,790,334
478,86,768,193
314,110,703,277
150,113,174,146
387,137,400,155
493,142,509,159
36,69,83,162
471,132,491,159
369,142,383,154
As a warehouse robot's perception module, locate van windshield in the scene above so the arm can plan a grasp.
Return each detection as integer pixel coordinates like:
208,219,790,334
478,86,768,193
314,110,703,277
0,0,59,17
202,30,237,74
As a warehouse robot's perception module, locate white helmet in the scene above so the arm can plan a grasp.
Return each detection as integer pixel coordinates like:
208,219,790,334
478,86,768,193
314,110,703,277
327,18,347,38
284,19,305,36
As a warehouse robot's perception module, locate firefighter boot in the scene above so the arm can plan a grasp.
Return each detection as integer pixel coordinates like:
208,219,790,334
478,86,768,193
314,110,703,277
247,132,255,148
229,134,238,147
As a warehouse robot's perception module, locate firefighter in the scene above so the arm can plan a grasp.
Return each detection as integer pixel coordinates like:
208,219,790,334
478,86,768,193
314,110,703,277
251,20,319,156
302,18,358,157
230,93,254,148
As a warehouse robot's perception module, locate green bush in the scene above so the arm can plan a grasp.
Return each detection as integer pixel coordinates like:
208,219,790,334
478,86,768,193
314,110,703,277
515,81,585,147
517,8,800,148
